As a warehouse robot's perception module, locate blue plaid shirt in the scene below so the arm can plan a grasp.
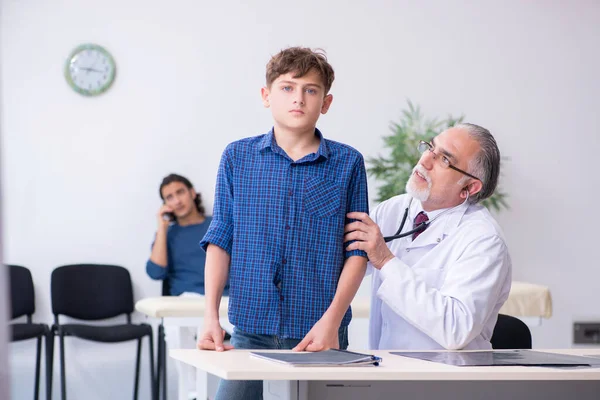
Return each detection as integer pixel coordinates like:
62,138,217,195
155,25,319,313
201,128,369,339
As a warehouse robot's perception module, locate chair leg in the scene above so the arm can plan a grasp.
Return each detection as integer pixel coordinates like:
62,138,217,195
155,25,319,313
155,325,162,400
34,336,42,400
45,329,54,400
133,338,142,400
162,327,167,400
147,332,156,400
159,324,167,400
59,333,66,400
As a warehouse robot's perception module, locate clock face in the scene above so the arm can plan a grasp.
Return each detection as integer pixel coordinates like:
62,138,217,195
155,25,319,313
65,44,116,96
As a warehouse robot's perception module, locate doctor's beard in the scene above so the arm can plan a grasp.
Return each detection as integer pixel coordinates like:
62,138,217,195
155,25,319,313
406,164,432,202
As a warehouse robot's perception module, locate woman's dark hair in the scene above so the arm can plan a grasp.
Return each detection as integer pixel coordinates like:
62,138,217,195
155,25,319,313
159,173,205,216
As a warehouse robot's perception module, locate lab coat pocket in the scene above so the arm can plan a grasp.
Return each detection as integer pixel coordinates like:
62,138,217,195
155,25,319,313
414,268,447,289
411,250,448,289
303,176,341,218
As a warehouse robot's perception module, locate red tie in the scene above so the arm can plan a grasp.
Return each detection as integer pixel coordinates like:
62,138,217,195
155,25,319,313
412,211,429,241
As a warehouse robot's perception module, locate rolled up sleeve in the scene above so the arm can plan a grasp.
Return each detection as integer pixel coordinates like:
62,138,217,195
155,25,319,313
146,259,168,280
200,145,235,254
344,154,369,259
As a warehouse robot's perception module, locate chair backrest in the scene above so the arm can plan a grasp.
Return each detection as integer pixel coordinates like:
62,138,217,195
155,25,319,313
161,278,170,296
8,264,35,319
51,264,134,320
491,314,532,349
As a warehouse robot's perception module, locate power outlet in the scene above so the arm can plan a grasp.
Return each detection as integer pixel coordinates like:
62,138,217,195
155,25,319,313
573,322,600,344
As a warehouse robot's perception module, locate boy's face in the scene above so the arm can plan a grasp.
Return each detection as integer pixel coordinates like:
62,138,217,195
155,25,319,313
261,69,333,134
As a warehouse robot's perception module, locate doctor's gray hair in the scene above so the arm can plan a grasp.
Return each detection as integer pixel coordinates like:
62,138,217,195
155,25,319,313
455,123,501,204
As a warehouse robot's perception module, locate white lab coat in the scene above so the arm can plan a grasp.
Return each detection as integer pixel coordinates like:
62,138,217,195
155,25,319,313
369,194,512,350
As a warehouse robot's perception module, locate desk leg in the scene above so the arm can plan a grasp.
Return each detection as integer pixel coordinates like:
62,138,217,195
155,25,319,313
193,324,210,400
263,380,308,400
161,316,233,400
194,369,209,400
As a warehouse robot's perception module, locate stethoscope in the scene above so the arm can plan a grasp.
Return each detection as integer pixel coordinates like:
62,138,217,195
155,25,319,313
383,192,470,243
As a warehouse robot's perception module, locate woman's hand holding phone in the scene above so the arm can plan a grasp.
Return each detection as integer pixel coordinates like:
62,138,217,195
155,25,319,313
158,204,175,228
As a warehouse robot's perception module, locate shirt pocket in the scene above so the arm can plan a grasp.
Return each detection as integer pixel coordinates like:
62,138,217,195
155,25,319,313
414,268,446,290
408,247,447,289
412,262,448,290
303,176,342,218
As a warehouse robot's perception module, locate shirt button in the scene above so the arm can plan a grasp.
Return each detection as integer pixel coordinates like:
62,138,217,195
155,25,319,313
437,238,441,243
288,190,293,196
282,259,287,264
285,225,290,230
280,295,284,301
406,248,410,253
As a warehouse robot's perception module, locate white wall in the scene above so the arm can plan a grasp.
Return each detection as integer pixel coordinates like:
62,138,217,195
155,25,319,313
2,0,599,399
1,3,11,395
1,108,10,400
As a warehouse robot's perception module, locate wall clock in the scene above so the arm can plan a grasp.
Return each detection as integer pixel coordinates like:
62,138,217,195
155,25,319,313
65,43,116,96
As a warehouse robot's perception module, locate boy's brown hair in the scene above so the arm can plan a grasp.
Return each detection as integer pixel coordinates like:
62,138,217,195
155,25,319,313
266,47,335,94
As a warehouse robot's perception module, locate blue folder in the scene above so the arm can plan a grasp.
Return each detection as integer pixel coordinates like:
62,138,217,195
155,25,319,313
251,349,382,367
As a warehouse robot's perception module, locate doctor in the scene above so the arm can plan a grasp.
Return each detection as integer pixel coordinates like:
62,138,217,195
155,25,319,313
345,123,511,350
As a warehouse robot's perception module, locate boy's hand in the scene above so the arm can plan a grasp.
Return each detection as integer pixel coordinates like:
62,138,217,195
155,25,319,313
292,317,339,352
197,320,233,352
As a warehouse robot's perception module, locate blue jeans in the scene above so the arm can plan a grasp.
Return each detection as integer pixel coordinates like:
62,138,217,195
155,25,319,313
215,325,349,400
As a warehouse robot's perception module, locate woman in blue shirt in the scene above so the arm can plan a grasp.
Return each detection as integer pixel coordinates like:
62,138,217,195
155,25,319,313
146,173,230,400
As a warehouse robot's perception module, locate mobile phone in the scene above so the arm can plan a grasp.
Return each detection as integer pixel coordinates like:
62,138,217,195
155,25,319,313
162,212,175,222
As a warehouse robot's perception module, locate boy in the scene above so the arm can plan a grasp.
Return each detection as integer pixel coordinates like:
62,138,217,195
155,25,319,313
199,47,368,399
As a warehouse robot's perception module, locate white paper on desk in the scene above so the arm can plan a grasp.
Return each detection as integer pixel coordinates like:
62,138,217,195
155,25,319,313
250,349,382,367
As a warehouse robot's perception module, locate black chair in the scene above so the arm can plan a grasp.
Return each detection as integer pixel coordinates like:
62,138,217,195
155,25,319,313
491,314,532,349
51,264,155,400
8,264,53,400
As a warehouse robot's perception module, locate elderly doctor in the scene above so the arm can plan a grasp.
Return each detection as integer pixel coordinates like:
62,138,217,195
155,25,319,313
345,123,511,350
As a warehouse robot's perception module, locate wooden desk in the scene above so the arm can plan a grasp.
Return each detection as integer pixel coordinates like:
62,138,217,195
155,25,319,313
135,281,553,399
170,348,600,400
135,296,369,399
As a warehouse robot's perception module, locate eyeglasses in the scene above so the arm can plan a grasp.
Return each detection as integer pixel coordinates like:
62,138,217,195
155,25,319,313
417,141,481,181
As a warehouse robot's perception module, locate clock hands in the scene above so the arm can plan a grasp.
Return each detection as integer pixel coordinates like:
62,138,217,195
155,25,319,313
79,66,103,73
